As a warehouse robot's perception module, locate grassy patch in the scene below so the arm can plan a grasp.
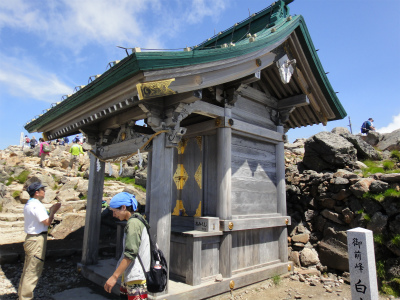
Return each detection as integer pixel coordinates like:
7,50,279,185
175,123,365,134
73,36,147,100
272,275,281,286
362,192,385,202
52,184,59,190
361,159,400,177
376,260,385,280
363,213,371,222
0,204,2,212
384,189,400,198
383,160,396,171
12,190,21,198
381,283,399,297
391,150,400,162
391,234,400,247
374,234,385,245
16,170,30,184
6,177,15,186
363,188,400,202
79,194,87,200
104,176,146,192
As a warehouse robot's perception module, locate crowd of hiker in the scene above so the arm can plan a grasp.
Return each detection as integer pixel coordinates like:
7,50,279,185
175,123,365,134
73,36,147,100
21,134,87,171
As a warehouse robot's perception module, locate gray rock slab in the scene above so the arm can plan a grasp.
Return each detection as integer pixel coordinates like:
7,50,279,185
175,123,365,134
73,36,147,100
377,128,400,151
379,173,400,182
51,287,111,300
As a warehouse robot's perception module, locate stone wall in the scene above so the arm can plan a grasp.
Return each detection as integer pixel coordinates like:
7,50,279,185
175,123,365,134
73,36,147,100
285,128,400,282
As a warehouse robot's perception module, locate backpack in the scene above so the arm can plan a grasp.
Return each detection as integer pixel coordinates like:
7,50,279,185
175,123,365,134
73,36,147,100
64,137,69,143
361,121,367,133
131,214,168,293
42,143,51,153
26,137,30,143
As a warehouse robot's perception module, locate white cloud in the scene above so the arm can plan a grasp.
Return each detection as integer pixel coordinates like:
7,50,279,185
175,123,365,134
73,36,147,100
0,0,228,52
0,0,48,31
0,53,71,103
186,0,227,24
376,113,400,133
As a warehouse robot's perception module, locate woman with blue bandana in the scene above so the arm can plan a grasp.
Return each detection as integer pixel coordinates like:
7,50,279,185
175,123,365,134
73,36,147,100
104,192,151,299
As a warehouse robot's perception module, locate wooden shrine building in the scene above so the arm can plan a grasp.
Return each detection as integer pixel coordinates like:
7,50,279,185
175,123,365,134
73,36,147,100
25,1,346,299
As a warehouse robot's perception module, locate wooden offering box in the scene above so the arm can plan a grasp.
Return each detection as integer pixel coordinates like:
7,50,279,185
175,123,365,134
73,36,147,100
194,217,220,232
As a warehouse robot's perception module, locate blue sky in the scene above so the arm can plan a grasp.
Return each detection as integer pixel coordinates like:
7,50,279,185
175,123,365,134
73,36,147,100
0,0,399,150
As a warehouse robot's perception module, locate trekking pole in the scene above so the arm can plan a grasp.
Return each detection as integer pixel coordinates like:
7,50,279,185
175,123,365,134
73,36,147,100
348,116,353,134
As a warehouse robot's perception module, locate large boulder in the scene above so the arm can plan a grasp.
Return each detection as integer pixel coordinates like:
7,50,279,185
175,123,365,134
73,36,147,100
363,131,382,146
119,167,136,178
367,212,388,234
135,169,147,188
300,248,319,267
318,229,349,271
56,188,80,202
25,173,56,190
377,129,400,151
349,178,374,197
49,213,86,239
338,132,381,160
388,214,400,235
303,132,357,172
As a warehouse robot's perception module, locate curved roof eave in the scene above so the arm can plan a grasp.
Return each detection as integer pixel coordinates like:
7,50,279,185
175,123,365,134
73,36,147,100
25,13,346,133
293,16,346,120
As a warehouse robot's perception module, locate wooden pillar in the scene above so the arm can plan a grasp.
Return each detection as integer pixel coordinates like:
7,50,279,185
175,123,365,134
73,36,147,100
145,151,152,218
276,125,288,263
81,150,105,265
186,237,202,286
148,132,174,292
276,125,286,216
217,106,232,278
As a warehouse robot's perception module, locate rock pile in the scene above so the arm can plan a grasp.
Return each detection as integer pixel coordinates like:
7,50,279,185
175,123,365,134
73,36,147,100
285,128,400,287
0,143,147,241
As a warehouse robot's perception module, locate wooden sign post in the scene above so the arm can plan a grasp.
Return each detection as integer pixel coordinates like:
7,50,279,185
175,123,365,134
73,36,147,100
347,228,378,300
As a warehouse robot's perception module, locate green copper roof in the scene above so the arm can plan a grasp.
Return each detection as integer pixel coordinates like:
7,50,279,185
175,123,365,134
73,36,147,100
25,0,345,133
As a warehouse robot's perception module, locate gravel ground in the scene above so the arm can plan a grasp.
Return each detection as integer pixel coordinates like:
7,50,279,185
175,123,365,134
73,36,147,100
0,253,120,300
1,256,393,300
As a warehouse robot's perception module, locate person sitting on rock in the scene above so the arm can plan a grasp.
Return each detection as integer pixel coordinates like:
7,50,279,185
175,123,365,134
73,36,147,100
361,118,375,134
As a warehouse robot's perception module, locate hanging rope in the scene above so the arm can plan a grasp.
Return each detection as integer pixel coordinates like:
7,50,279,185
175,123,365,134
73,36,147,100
89,130,168,163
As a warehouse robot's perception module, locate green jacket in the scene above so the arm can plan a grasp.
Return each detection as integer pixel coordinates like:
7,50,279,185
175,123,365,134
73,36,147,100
69,144,83,156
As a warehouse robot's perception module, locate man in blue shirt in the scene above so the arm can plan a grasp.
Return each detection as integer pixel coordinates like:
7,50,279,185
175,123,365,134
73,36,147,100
361,118,376,134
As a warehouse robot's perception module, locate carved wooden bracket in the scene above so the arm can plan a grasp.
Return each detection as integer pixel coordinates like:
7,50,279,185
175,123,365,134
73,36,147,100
139,102,196,145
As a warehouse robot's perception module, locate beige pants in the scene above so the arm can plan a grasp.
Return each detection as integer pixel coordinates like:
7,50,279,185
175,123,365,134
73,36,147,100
67,155,79,175
18,233,47,300
40,153,48,167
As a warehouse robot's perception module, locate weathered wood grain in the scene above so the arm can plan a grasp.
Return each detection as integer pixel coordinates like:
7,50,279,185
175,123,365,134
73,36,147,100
82,151,105,265
231,119,282,143
220,216,289,231
203,134,218,216
148,133,175,293
230,134,278,215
